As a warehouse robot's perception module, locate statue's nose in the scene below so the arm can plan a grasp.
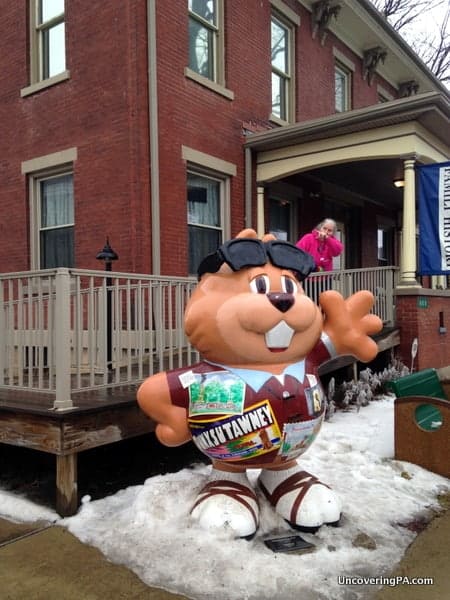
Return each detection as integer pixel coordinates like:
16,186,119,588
267,293,294,313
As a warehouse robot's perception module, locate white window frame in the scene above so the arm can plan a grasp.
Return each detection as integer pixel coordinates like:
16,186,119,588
183,146,234,276
22,148,77,270
186,0,228,91
270,11,295,123
334,62,352,113
22,0,69,97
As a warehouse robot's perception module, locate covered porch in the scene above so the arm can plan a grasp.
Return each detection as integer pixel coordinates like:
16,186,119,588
244,92,450,371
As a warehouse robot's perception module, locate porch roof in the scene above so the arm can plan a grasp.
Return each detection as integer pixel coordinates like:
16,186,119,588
244,93,450,208
244,92,450,153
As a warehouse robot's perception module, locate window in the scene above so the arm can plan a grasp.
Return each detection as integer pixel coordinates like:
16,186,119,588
377,227,393,266
30,0,66,83
271,14,293,121
22,149,77,269
334,62,351,112
268,198,295,241
188,0,220,81
38,173,74,268
187,172,224,275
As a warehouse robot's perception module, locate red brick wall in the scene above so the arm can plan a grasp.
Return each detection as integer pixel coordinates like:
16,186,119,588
395,293,450,370
0,3,151,274
0,1,401,278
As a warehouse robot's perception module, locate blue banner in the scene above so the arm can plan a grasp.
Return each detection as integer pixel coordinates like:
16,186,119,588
418,161,450,275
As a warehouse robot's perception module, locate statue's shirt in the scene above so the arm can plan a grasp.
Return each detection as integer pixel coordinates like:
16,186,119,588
167,341,331,465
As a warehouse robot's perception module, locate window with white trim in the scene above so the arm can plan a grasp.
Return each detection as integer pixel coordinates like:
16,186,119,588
187,171,226,275
30,0,66,83
188,0,222,82
334,62,351,112
32,171,74,269
271,13,293,122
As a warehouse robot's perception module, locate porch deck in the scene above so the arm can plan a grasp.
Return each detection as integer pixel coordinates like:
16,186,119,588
0,384,152,517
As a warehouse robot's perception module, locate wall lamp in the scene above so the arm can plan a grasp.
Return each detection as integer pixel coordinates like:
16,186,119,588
393,178,405,188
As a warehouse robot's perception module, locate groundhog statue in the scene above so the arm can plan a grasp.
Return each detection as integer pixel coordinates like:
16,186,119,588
137,229,382,538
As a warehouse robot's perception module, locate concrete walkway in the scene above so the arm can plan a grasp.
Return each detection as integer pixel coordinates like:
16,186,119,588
1,509,449,599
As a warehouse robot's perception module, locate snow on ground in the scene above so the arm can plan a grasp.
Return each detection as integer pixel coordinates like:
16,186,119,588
1,396,448,600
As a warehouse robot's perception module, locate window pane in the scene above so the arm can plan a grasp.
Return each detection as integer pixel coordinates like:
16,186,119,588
189,19,213,78
41,174,73,228
40,226,74,268
269,199,291,240
271,72,286,119
335,69,345,112
188,225,221,274
271,19,287,73
187,172,222,274
188,0,216,25
187,175,220,226
40,0,64,24
43,22,66,78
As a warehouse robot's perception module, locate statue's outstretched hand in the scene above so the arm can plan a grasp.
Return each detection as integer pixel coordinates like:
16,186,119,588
320,290,383,363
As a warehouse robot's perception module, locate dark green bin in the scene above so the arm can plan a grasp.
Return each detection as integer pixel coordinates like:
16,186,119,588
389,368,447,400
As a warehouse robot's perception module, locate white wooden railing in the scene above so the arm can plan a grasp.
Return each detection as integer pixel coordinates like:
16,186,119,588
0,266,398,409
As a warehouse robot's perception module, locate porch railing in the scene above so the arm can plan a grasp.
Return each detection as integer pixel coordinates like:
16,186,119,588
305,265,399,325
0,265,398,409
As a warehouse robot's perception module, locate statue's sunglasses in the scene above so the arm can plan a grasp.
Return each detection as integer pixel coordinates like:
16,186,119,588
197,238,315,282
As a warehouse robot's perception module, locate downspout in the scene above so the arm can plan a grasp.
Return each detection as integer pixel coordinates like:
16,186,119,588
244,147,253,229
147,0,161,274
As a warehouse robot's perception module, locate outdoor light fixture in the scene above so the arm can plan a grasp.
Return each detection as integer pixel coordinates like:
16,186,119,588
96,237,119,268
96,238,119,373
393,178,405,188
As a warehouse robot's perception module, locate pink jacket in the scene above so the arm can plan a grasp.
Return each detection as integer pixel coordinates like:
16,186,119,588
296,229,343,272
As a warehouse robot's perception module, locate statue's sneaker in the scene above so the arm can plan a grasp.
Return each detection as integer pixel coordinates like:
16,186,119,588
190,470,259,539
259,465,341,533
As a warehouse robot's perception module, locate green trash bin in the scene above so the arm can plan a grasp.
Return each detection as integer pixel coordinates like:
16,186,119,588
389,368,447,400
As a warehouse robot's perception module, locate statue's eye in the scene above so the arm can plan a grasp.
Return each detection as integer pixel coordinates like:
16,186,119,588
281,275,297,294
250,275,270,294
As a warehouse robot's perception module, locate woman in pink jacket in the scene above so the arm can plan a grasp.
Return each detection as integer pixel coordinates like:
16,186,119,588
296,218,343,273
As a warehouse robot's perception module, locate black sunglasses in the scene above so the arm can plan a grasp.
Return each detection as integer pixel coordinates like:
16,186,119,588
197,238,315,281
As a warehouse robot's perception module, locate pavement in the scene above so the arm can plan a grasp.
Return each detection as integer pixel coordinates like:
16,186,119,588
1,506,449,600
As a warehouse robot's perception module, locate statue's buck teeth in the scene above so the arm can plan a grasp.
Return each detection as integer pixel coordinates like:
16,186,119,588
265,321,294,348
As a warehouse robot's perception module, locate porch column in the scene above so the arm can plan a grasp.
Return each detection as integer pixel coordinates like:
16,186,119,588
399,158,420,287
257,186,265,237
54,268,73,410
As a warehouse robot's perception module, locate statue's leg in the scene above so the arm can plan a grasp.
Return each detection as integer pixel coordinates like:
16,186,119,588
259,463,341,532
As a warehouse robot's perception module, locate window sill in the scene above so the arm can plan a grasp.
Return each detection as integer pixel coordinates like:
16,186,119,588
184,68,234,100
269,113,292,126
20,70,71,98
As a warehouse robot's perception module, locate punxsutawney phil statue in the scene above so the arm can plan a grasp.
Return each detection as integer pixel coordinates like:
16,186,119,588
137,229,383,539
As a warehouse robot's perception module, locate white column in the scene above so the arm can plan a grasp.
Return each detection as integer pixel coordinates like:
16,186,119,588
257,186,265,237
54,268,73,410
399,158,421,287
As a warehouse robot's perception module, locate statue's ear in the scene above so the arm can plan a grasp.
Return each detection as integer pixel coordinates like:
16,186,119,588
235,228,258,239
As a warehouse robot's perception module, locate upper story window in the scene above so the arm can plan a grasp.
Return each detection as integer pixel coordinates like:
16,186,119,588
334,62,351,112
188,0,220,81
271,13,294,122
31,0,66,82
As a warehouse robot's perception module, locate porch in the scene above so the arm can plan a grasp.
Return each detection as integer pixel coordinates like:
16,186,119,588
0,265,398,515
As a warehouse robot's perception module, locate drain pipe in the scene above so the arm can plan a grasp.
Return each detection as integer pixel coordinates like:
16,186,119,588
147,0,161,274
244,147,253,229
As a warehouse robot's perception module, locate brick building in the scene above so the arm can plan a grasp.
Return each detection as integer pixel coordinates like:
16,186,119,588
0,0,450,370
